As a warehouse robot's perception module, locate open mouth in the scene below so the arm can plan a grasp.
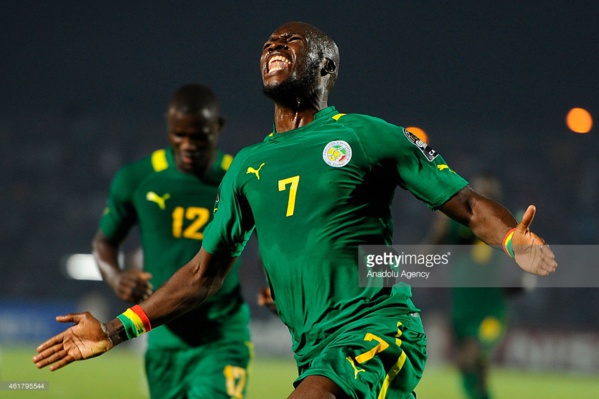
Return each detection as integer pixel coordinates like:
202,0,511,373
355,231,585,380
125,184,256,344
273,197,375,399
267,55,291,73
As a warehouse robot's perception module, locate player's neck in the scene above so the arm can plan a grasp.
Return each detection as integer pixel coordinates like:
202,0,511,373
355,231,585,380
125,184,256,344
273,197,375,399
273,102,326,134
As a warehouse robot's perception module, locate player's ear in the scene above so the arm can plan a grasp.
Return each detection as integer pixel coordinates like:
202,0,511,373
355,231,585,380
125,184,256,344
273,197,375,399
321,58,336,76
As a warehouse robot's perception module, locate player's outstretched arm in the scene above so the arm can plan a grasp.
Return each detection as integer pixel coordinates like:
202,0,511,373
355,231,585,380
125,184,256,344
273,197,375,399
439,187,557,276
33,312,114,371
34,247,237,371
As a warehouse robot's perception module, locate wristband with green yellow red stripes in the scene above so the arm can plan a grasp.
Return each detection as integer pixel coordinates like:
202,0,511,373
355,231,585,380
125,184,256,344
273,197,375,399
116,305,152,340
502,227,517,258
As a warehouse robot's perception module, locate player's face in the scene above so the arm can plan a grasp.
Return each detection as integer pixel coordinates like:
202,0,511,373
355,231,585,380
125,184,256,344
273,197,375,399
168,108,221,174
260,23,319,95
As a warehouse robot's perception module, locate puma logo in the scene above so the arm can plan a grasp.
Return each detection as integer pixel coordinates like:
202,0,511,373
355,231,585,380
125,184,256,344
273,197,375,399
346,356,366,379
146,192,170,210
437,164,455,173
246,163,265,180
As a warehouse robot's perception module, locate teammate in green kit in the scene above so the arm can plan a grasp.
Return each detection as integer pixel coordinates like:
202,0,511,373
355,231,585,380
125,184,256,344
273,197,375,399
91,84,252,399
426,172,520,399
34,22,557,399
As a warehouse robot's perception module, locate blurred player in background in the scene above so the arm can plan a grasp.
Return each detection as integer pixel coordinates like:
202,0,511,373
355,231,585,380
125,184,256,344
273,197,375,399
34,22,556,399
425,172,525,399
91,84,252,399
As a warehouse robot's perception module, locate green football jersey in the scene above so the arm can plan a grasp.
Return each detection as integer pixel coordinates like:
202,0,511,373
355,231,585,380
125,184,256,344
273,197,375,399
203,106,468,362
100,147,250,349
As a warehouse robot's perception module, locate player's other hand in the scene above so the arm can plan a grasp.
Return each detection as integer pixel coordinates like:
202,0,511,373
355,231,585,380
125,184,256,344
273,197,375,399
113,270,153,303
33,312,113,371
257,286,278,314
513,205,557,276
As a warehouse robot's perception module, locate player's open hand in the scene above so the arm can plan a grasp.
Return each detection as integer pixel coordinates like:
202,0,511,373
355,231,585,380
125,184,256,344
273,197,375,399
513,205,557,276
33,312,113,371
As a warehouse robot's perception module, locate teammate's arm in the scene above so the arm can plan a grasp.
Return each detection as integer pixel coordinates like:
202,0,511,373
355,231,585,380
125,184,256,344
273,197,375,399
257,286,278,314
92,230,153,303
34,247,236,371
439,186,557,276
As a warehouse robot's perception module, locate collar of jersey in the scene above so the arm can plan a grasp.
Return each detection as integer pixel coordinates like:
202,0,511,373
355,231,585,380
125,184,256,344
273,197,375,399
266,106,339,141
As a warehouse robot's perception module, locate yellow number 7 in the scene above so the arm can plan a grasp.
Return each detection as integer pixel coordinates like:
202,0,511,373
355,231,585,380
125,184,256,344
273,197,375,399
355,333,390,364
278,175,300,217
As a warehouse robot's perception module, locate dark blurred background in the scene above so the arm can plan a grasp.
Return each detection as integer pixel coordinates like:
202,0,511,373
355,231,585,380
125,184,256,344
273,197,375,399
1,1,598,367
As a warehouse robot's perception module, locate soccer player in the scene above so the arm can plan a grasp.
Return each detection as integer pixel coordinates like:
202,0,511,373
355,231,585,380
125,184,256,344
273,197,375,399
34,22,557,399
425,172,522,399
91,84,252,399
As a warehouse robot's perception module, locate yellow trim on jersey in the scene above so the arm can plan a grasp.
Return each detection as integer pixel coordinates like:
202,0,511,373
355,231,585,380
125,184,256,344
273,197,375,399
151,149,169,172
332,113,346,121
221,154,233,171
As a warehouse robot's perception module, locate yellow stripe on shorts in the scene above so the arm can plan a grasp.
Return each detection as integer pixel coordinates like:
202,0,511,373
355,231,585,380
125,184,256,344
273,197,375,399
378,351,407,399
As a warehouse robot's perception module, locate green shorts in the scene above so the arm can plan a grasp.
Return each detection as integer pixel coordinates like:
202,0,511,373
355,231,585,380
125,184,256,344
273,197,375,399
451,288,507,352
452,314,507,352
295,313,427,399
144,340,253,399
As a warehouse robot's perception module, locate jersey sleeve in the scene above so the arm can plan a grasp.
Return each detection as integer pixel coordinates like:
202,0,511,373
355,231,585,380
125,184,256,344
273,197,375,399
99,167,138,242
202,151,255,257
356,116,468,208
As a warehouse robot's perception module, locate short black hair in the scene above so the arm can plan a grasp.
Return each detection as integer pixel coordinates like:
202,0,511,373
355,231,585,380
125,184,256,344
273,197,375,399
168,84,220,115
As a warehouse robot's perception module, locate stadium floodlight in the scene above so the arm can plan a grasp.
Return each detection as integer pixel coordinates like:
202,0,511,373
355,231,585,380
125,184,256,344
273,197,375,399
62,253,103,281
